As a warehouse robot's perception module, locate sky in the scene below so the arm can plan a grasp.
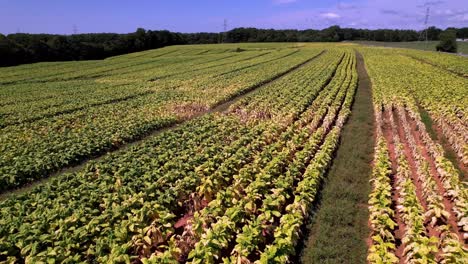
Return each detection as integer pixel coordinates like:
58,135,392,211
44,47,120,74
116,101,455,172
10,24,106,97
1,0,467,35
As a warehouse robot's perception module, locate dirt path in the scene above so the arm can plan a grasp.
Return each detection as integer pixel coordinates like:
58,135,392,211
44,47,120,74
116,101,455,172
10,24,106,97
300,51,374,263
0,51,326,201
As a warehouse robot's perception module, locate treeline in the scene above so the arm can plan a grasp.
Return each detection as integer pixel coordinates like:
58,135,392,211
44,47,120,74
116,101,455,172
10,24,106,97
224,26,468,42
0,29,188,67
1,26,467,66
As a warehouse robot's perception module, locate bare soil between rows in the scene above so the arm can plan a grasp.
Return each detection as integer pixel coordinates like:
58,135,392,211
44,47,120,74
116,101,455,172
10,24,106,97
381,105,467,262
381,107,406,262
403,110,464,240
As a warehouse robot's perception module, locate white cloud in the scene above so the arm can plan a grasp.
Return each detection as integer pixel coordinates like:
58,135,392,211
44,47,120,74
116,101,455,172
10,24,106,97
321,12,341,19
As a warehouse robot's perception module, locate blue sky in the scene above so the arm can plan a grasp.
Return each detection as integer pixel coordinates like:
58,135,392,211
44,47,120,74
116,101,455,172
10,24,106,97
1,0,467,34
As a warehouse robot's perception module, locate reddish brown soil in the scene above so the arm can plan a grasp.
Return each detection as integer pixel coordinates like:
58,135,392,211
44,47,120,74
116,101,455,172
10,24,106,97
168,102,209,119
382,108,405,263
173,198,210,262
431,120,467,180
175,213,194,229
373,106,468,264
392,109,443,262
404,110,466,244
393,113,431,212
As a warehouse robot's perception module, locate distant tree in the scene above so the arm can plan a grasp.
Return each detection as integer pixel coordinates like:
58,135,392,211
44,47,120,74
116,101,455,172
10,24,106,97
398,30,418,41
320,26,341,42
77,42,105,60
47,36,73,60
384,30,396,41
456,27,468,39
0,34,28,66
27,38,52,61
373,30,385,41
343,30,353,40
437,30,457,53
134,28,147,50
426,26,442,41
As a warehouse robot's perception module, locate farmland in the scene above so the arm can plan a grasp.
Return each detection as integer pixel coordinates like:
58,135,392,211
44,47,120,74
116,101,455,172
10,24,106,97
353,40,468,55
0,43,467,263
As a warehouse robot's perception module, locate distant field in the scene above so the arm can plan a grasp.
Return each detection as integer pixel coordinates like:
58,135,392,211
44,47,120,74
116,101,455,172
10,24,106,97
0,43,466,263
352,40,468,54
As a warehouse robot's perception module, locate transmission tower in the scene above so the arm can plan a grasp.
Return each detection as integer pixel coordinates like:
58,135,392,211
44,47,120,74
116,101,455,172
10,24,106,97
418,6,430,47
424,7,430,44
220,19,228,43
73,24,78,35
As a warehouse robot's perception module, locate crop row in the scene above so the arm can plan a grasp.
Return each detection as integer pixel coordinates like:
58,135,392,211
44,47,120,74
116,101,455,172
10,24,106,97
365,46,467,263
0,48,322,192
137,50,356,263
229,50,342,119
0,115,247,263
0,44,295,85
401,49,468,77
0,49,266,105
0,48,288,123
0,47,310,122
0,82,154,127
0,48,351,262
93,49,275,84
360,47,467,169
0,47,201,84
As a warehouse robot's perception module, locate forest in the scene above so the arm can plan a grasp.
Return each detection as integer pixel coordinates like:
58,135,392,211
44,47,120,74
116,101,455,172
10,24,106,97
1,26,467,66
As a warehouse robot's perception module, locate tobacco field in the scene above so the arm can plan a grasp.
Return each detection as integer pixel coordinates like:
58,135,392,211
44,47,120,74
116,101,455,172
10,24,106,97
0,43,466,263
